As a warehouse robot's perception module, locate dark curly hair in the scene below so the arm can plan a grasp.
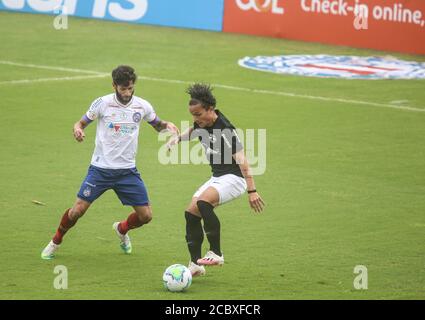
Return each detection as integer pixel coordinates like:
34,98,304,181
186,83,216,109
112,65,137,86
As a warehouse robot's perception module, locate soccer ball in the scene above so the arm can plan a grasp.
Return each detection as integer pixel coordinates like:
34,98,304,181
162,264,192,292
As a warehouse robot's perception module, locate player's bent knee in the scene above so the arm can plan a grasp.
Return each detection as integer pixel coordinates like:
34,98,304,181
143,213,152,224
71,199,90,219
69,207,86,220
197,197,218,208
185,210,201,219
135,206,152,224
196,200,213,211
186,199,200,216
186,206,199,215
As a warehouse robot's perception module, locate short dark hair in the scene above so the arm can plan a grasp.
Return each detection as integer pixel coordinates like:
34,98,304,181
186,83,216,109
112,65,137,86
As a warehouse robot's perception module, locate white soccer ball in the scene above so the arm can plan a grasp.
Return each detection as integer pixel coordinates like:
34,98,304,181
162,264,192,292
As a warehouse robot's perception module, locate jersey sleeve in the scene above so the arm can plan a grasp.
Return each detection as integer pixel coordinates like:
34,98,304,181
84,97,105,122
143,101,160,126
222,127,244,155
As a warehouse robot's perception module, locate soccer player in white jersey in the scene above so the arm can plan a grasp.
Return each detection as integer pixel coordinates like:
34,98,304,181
41,65,179,259
167,84,265,276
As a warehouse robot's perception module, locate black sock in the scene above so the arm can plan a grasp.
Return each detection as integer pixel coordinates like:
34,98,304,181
185,211,204,264
197,200,221,256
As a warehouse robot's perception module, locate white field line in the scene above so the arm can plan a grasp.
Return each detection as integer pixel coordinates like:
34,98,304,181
140,75,425,113
0,74,109,85
0,60,105,75
1,60,424,113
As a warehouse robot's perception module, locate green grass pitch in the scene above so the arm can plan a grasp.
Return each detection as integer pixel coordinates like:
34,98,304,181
0,12,424,300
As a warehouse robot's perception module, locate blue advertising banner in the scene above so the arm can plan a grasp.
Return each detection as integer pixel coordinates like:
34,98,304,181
0,0,224,31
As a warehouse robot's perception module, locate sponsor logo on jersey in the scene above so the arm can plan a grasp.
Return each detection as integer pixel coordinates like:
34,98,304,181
238,55,425,80
108,122,137,136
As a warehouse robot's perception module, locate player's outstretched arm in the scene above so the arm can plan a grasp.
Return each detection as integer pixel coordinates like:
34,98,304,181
151,120,180,135
73,118,89,142
166,126,194,150
234,149,265,213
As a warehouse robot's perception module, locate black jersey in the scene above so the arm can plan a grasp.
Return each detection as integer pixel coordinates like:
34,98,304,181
193,110,244,178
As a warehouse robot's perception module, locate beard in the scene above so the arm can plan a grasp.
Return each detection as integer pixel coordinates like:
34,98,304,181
115,90,134,105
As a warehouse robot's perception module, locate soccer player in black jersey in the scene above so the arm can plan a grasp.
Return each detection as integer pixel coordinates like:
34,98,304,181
167,83,265,276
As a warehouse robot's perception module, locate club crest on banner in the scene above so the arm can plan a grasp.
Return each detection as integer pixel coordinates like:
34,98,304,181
238,55,425,79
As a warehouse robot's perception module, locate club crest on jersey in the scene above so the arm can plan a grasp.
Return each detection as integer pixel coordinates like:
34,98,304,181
133,112,142,123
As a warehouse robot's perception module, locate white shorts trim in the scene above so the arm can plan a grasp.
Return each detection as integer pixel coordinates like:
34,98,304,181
193,174,247,205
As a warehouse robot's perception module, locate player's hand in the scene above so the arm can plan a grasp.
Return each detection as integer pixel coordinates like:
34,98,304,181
74,127,85,142
166,135,180,151
248,192,265,213
166,122,180,136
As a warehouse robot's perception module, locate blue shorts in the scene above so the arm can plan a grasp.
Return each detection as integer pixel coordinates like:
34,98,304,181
77,165,149,206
